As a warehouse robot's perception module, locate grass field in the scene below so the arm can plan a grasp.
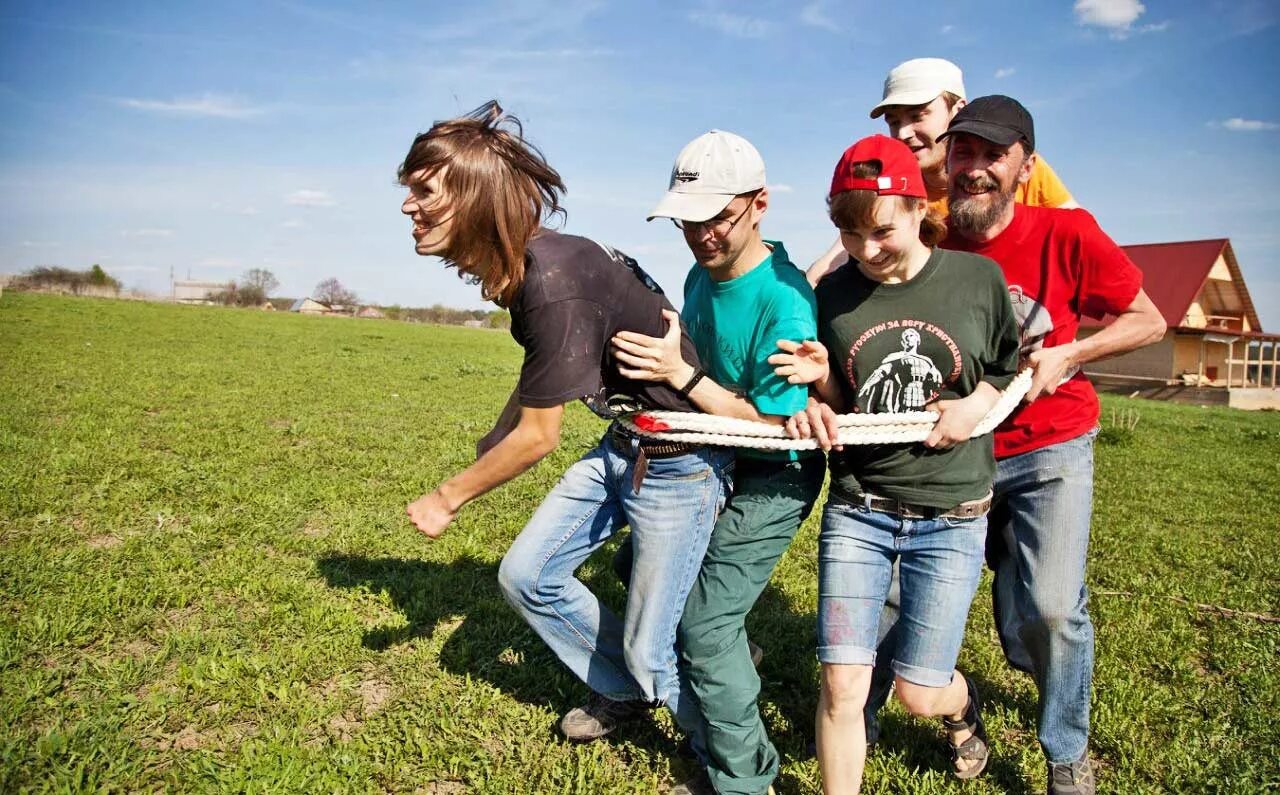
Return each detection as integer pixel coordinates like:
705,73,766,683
1,292,1278,794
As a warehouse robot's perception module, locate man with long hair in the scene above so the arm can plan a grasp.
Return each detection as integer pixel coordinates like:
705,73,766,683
399,101,733,748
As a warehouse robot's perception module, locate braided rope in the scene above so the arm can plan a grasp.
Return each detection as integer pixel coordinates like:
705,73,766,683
617,368,1033,450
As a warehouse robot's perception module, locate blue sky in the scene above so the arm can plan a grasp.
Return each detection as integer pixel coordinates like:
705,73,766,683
3,0,1278,327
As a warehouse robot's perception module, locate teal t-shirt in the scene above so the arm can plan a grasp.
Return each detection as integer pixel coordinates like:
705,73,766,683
682,241,818,461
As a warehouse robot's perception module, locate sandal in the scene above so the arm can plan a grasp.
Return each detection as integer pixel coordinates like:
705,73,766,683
941,675,990,780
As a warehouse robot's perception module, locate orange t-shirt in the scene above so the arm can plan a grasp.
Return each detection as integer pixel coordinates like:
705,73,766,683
927,155,1074,217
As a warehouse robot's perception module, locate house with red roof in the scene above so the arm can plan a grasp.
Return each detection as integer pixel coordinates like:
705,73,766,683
1080,238,1278,408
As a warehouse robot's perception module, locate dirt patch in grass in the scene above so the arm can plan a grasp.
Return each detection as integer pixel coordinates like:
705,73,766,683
86,533,122,549
142,724,207,752
359,676,392,714
301,520,329,538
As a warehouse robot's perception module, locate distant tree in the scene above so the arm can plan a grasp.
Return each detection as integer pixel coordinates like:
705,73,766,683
88,264,121,290
487,309,511,329
315,277,357,306
16,265,120,294
241,268,279,297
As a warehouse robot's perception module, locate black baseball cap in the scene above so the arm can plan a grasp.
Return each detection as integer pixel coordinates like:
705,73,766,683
937,94,1035,152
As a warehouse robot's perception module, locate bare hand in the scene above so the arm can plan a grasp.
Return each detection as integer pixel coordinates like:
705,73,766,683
1024,344,1079,402
784,397,842,451
768,339,830,386
611,309,693,387
923,395,988,449
406,490,456,539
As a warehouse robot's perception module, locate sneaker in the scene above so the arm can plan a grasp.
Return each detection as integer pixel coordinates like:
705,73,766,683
559,693,649,742
1048,750,1095,795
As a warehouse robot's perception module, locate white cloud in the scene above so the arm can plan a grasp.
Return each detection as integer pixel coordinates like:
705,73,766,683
116,92,265,119
280,219,307,229
20,240,60,248
1138,20,1170,33
800,1,840,32
995,67,1017,79
940,24,954,34
689,11,771,38
1074,0,1145,30
767,183,794,193
286,189,337,208
120,228,174,238
1217,118,1280,132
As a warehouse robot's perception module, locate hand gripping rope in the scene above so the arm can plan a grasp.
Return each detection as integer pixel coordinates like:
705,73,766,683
617,369,1034,451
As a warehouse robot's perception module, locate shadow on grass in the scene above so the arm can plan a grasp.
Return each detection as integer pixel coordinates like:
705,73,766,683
315,551,685,758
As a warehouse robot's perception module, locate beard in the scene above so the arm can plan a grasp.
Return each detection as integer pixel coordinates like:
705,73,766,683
948,173,1016,236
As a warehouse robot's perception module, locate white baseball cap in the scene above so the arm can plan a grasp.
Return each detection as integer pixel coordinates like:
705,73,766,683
647,130,766,222
869,58,967,119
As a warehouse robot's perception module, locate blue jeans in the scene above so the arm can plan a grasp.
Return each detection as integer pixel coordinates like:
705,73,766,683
497,429,732,735
865,428,1098,764
818,498,986,687
989,427,1098,764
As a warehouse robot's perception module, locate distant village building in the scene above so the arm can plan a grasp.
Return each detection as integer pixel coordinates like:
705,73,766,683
173,280,232,304
462,319,485,328
289,297,330,315
1081,238,1278,409
356,306,386,319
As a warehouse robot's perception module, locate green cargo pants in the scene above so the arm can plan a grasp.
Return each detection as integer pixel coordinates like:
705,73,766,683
679,453,824,795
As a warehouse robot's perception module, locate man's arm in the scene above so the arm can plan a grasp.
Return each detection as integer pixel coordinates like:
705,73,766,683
476,388,521,458
805,238,847,288
1024,288,1166,402
610,310,785,424
406,403,563,538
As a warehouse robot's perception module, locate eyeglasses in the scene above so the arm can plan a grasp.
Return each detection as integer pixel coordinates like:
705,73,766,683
672,191,760,236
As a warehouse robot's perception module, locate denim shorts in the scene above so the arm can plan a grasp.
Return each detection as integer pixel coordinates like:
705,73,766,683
817,497,987,687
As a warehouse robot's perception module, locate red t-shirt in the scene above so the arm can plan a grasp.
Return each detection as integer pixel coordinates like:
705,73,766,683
942,205,1143,459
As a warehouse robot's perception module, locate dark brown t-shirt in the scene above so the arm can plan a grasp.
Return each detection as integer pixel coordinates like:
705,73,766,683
509,229,701,418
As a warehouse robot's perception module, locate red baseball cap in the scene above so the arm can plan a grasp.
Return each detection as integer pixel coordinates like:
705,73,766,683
829,134,926,199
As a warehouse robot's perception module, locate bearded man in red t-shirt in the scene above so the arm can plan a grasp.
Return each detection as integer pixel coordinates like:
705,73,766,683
864,95,1165,795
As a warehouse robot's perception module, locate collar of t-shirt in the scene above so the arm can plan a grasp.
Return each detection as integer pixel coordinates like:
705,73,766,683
705,240,789,294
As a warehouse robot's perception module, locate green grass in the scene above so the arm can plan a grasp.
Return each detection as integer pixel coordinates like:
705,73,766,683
1,292,1277,794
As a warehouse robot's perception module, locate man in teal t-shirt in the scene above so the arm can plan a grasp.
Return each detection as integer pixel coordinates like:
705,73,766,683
682,238,816,465
610,130,823,795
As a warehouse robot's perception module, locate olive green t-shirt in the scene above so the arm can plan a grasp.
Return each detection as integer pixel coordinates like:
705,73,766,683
816,247,1020,508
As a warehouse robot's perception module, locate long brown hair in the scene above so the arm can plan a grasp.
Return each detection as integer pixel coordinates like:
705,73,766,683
828,162,946,247
398,101,566,307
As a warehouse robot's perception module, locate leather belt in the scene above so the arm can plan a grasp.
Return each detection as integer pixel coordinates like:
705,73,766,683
853,490,992,520
609,425,699,459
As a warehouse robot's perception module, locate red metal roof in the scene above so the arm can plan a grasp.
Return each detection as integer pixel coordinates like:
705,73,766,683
1079,238,1262,333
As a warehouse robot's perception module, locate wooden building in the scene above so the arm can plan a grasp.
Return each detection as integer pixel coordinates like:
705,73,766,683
1080,238,1278,409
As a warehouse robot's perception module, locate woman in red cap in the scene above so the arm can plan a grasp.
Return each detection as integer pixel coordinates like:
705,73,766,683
771,135,1020,792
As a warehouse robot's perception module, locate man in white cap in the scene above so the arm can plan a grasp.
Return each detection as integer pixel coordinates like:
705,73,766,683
806,57,1078,285
609,130,822,795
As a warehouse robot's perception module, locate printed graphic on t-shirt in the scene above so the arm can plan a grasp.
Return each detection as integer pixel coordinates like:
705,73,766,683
1008,284,1079,382
845,320,962,413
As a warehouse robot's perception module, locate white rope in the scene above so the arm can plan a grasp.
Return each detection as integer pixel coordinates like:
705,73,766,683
618,369,1033,450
